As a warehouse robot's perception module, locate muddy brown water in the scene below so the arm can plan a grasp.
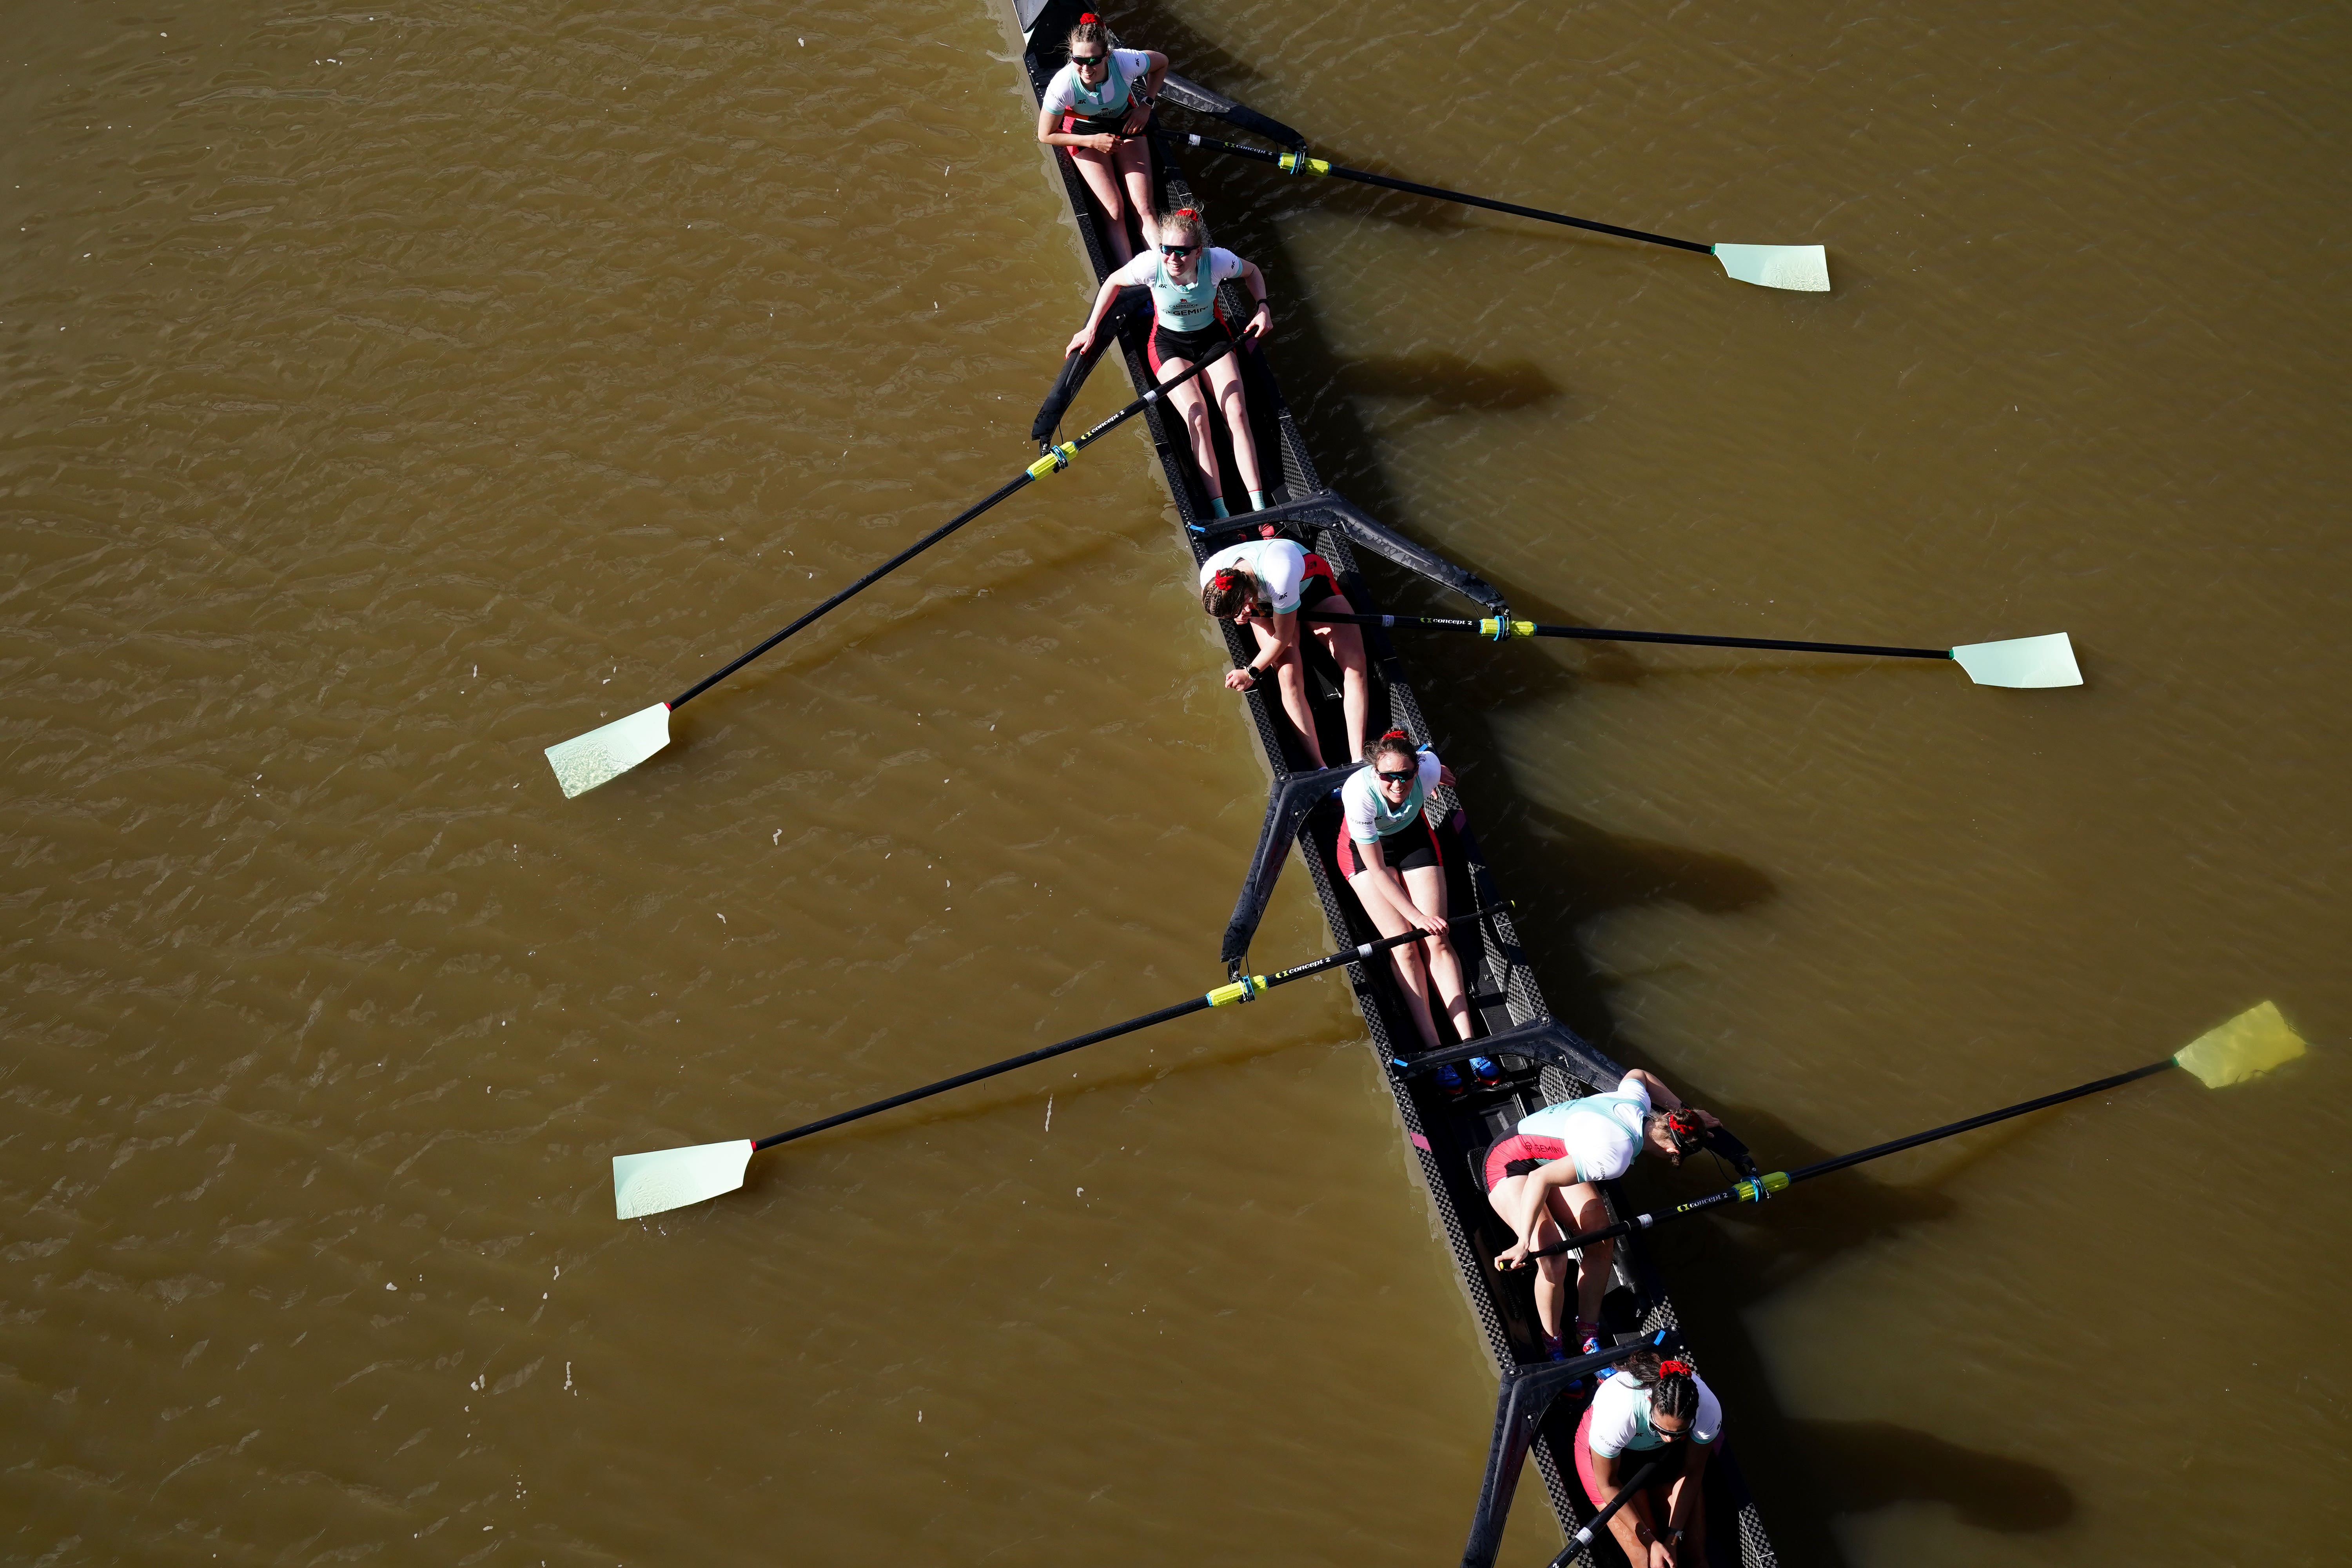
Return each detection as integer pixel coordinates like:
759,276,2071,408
3,1,2345,1564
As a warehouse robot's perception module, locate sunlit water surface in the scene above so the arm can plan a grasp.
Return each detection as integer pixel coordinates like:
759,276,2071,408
3,2,2345,1564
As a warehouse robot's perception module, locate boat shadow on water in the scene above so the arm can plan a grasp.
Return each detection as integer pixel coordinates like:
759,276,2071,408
1621,1107,2076,1559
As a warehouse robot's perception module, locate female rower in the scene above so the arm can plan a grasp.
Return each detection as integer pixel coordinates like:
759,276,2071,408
1066,207,1270,518
1197,535,1368,766
1337,729,1481,1054
1486,1070,1719,1359
1036,13,1166,266
1579,1349,1723,1568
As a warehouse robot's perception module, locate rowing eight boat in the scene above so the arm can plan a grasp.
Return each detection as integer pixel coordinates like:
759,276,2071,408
1005,4,1784,1563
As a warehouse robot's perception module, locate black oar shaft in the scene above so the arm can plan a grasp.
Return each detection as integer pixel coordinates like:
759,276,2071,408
1304,609,1950,662
754,995,1211,1151
1526,1057,2180,1262
1546,1459,1664,1568
1782,1057,2176,1186
1187,134,1712,255
672,469,1033,709
751,908,1479,1153
669,348,1231,711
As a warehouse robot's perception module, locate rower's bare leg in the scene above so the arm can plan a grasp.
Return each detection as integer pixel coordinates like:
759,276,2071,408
1488,1174,1571,1340
1306,594,1372,761
1250,617,1326,767
1402,862,1472,1041
1204,352,1264,502
1067,146,1135,266
1556,1182,1614,1333
1112,136,1155,250
1348,869,1441,1047
1163,370,1226,506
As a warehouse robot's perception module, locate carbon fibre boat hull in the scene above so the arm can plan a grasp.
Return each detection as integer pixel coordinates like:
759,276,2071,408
1004,6,1781,1563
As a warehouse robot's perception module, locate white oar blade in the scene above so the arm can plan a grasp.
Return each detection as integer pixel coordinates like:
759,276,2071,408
1711,242,1831,292
2173,1002,2306,1089
544,702,671,799
1950,633,2082,689
613,1139,756,1220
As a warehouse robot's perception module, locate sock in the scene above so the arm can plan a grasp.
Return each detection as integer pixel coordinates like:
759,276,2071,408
1248,488,1269,511
1209,495,1229,519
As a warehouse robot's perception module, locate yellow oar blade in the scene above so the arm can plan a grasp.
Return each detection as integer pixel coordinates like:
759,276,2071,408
1711,242,1831,292
544,702,671,799
613,1139,756,1220
2173,1001,2306,1088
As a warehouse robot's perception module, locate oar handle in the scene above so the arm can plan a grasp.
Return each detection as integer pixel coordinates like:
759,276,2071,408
1522,1056,2181,1263
1184,133,1712,256
1302,609,1951,661
1546,1458,1664,1568
668,350,1229,712
751,909,1489,1154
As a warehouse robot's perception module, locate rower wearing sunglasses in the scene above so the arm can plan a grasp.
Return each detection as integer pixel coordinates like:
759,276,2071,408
1579,1348,1724,1568
1336,729,1490,1063
1036,12,1166,266
1065,207,1272,519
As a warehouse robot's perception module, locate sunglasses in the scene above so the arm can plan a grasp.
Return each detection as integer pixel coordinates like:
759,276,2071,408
1159,242,1199,258
1375,768,1417,783
1071,53,1109,68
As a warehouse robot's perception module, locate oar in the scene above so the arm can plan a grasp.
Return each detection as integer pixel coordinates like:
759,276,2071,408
542,341,1235,799
1544,1458,1664,1568
610,909,1492,1220
1305,609,2082,690
1513,1002,2304,1266
1181,129,1829,294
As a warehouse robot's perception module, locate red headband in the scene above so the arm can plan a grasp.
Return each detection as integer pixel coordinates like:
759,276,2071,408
1212,568,1244,591
1380,728,1409,742
1665,1109,1702,1134
1172,207,1199,220
1657,1359,1692,1378
1078,12,1100,23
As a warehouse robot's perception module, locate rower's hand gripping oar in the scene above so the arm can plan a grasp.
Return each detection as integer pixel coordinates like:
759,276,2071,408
1177,122,1829,294
1543,1458,1665,1568
542,340,1236,799
1305,609,2083,690
1505,1002,2304,1268
610,909,1492,1220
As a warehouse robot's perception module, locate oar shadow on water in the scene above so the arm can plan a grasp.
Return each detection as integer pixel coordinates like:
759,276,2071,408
1623,1100,2075,1561
1116,1,1268,100
1299,352,1567,439
1787,1418,2076,1532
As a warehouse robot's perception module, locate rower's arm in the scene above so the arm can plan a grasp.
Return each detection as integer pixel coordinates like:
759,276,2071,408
1137,51,1169,102
1666,1438,1712,1543
1626,1067,1682,1110
1591,1449,1657,1562
1065,274,1127,356
1252,606,1299,669
1038,102,1107,149
1350,833,1415,924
